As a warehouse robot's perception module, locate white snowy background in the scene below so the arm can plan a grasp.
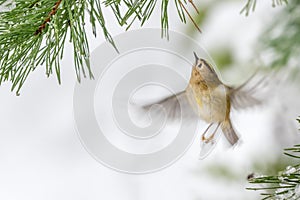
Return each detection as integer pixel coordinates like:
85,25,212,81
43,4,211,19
0,1,300,200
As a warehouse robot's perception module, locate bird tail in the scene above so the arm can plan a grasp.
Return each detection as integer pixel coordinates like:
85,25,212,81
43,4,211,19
221,119,239,146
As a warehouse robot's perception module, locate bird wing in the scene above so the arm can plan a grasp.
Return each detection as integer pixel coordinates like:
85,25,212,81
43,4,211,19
229,88,262,110
228,72,272,110
142,90,199,122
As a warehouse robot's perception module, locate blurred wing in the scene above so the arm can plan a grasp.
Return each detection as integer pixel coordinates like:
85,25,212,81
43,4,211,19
228,72,274,110
142,91,198,122
229,89,262,110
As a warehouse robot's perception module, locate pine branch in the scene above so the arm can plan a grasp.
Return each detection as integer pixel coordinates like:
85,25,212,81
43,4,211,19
0,0,114,95
34,0,62,35
0,0,286,95
0,0,201,95
247,118,300,200
259,0,300,70
240,0,288,16
0,0,112,95
104,0,201,37
178,0,201,33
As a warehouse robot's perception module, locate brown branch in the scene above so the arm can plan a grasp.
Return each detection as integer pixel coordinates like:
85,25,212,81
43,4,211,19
34,0,62,35
178,0,202,33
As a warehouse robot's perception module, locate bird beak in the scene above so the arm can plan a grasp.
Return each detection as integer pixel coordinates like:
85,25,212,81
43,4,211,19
193,52,199,63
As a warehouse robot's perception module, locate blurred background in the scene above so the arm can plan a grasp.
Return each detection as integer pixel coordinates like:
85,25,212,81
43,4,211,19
0,0,300,199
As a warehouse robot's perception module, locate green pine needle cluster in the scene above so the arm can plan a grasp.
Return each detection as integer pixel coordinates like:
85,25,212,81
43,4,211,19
0,0,289,95
103,0,201,37
0,0,200,95
240,0,288,16
0,0,199,95
260,0,300,70
0,0,111,95
247,118,300,200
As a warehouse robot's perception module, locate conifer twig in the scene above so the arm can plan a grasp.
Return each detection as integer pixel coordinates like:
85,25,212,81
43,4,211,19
178,0,202,33
188,0,199,14
0,0,203,95
248,139,300,199
0,0,286,95
240,0,288,16
34,0,62,35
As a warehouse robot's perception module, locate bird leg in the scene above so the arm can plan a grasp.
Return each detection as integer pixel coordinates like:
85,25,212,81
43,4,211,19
201,123,213,142
202,123,220,144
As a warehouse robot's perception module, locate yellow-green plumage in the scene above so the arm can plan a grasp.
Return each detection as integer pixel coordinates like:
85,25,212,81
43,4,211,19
185,55,239,145
141,53,263,147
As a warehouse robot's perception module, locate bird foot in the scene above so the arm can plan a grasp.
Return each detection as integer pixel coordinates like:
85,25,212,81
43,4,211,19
202,134,215,144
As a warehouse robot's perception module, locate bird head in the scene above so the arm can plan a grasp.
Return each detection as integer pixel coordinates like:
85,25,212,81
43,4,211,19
192,52,216,75
190,52,220,85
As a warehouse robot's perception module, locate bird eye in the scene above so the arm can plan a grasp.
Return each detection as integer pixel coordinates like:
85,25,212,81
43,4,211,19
197,63,202,68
